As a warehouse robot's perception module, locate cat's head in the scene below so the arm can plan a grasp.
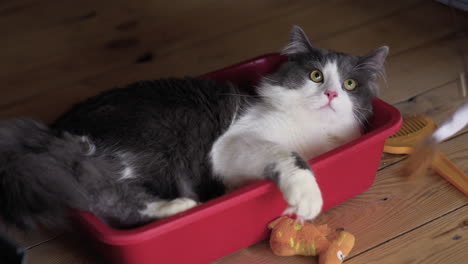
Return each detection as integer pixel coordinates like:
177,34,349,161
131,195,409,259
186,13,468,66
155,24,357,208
259,25,388,126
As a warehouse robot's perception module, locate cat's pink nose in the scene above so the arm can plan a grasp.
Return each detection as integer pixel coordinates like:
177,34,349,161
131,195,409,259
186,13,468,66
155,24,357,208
324,90,338,101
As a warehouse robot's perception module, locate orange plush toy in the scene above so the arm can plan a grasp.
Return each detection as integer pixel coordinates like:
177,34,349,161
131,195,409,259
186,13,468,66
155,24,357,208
268,216,355,264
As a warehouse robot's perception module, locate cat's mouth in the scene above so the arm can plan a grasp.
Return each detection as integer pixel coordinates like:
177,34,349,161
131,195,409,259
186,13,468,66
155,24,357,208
319,102,336,112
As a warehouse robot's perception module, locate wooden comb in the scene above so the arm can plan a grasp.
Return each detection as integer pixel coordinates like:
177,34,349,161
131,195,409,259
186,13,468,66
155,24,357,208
384,115,468,196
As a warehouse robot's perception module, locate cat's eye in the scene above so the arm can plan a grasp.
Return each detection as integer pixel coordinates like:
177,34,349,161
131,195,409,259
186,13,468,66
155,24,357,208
309,70,323,83
344,79,357,90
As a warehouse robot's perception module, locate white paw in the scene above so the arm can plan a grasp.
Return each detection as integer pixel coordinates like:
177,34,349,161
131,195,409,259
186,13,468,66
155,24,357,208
280,170,323,220
139,198,199,218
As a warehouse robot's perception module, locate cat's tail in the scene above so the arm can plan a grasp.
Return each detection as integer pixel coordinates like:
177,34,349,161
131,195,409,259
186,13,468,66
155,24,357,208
0,119,93,230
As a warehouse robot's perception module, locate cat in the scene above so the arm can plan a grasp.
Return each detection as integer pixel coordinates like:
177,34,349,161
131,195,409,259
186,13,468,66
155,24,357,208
0,26,388,230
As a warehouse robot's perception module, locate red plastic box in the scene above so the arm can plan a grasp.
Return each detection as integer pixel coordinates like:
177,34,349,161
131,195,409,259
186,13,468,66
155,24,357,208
74,54,402,264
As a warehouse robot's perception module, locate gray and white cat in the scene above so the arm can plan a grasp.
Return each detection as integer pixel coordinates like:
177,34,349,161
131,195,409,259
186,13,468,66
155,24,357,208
0,26,388,229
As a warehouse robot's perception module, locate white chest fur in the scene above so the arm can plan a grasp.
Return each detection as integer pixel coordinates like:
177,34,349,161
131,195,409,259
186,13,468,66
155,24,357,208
225,102,360,161
209,99,361,192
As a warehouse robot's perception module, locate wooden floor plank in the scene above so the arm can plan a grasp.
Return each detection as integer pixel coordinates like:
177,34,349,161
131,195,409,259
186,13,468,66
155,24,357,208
0,0,218,37
316,1,463,55
346,205,468,264
1,0,316,78
0,0,324,107
395,81,468,126
77,0,459,90
10,229,60,249
26,232,105,264
0,1,457,123
381,36,468,104
0,0,423,109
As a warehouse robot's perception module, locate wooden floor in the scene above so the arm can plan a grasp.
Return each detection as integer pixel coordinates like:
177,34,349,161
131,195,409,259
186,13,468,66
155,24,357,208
2,0,468,263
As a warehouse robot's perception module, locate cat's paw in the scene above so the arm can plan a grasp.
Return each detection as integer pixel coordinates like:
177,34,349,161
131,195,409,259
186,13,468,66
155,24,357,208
280,170,323,220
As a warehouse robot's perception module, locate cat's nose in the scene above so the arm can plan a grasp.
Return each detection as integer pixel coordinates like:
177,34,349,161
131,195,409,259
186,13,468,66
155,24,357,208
324,90,338,101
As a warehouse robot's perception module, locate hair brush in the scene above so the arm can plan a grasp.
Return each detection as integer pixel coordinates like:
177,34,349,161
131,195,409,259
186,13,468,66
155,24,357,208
384,103,468,195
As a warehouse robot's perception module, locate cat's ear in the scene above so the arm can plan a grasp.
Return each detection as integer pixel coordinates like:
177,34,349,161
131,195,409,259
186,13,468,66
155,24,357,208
282,25,314,55
359,46,389,79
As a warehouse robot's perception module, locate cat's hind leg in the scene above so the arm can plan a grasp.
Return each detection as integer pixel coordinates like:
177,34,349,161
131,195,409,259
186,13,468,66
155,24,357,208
139,198,199,219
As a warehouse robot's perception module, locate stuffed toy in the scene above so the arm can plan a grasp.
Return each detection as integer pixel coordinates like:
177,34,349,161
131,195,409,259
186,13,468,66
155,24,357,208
268,216,355,264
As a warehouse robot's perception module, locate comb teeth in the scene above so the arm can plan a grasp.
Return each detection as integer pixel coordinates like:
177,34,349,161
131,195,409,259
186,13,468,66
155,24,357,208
390,116,428,138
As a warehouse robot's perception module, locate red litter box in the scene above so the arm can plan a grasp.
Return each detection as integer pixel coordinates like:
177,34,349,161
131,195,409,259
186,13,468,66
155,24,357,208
74,53,402,264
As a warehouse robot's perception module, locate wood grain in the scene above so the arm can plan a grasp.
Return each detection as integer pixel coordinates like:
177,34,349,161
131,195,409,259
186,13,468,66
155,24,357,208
346,205,468,264
1,0,319,73
0,1,460,123
10,229,60,249
0,0,319,106
382,35,468,104
316,1,465,55
69,1,468,95
395,81,468,127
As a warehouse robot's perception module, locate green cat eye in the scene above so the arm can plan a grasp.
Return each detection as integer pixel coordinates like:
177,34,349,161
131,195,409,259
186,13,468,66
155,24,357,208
310,70,323,83
344,79,357,90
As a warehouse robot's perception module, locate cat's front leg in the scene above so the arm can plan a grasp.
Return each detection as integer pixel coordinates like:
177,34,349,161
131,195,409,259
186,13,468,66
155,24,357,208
211,134,323,220
271,152,323,221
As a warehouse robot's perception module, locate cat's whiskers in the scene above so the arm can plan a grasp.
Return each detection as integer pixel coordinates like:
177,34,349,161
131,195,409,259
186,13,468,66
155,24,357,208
352,108,369,126
261,76,280,84
352,106,372,113
219,89,291,99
